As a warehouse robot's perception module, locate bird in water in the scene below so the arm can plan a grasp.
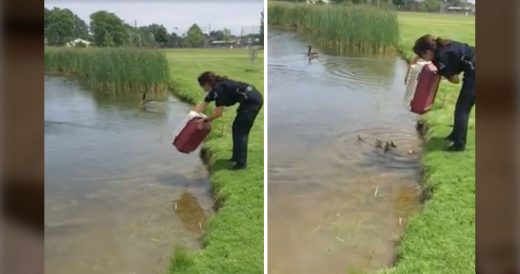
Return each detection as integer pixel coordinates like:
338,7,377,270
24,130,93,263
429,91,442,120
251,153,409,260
141,91,153,107
375,138,383,148
140,91,166,113
408,147,418,155
383,141,397,153
384,141,392,152
357,134,364,142
307,45,318,59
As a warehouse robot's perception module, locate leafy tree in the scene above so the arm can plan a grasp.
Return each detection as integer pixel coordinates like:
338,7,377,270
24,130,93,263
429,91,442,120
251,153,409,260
185,24,205,48
124,23,139,47
140,27,158,47
90,10,128,47
223,28,232,42
45,8,75,46
141,24,169,47
259,10,264,46
419,0,441,12
180,34,192,48
73,14,90,40
209,30,226,41
167,32,182,48
44,8,50,29
45,8,90,45
444,0,464,6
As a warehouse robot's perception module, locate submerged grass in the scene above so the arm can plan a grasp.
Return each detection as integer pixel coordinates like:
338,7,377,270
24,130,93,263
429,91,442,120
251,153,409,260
44,47,170,92
165,48,264,274
380,12,475,274
268,2,399,55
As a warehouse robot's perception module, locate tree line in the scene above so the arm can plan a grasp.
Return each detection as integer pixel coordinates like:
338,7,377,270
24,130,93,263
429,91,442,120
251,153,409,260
285,0,473,13
44,7,263,48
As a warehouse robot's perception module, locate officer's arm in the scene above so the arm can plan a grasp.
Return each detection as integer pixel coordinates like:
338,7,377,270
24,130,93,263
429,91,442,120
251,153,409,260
204,107,224,122
194,102,209,113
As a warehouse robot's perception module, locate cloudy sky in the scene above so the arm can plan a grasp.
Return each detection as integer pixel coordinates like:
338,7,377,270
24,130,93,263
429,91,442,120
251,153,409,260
44,0,264,35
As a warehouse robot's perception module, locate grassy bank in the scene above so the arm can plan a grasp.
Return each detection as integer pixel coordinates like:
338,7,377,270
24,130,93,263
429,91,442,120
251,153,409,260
165,49,264,273
44,47,170,92
268,2,399,55
380,12,475,274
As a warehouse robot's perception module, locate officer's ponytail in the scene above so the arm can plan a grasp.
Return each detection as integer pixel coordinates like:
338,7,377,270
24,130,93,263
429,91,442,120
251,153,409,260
197,71,228,88
435,37,450,47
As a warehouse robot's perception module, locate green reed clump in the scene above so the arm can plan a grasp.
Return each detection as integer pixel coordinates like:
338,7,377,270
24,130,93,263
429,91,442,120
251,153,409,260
268,2,399,56
44,47,170,92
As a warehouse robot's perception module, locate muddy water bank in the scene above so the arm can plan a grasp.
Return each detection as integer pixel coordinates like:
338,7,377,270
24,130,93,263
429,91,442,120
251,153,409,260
268,30,423,273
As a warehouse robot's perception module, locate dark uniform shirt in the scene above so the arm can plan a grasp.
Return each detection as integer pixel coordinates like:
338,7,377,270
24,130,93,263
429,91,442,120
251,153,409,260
433,41,475,81
204,79,262,109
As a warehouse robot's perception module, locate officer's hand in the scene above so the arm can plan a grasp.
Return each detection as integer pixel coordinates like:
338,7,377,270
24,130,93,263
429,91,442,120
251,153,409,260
410,55,420,65
194,119,205,129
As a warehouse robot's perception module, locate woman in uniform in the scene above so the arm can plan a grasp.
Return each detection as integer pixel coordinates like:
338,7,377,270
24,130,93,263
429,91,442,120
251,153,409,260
410,34,475,151
194,71,263,170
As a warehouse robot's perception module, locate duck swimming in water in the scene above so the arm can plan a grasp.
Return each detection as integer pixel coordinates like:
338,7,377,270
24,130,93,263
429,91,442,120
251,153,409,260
140,91,166,113
141,91,154,107
307,45,318,58
384,141,392,152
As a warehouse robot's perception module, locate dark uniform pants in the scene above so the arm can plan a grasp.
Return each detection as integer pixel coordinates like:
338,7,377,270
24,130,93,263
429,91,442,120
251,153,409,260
232,102,262,166
451,70,475,148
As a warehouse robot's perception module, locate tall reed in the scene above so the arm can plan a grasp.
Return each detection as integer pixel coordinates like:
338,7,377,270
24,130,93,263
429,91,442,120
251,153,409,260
268,2,399,56
44,47,170,92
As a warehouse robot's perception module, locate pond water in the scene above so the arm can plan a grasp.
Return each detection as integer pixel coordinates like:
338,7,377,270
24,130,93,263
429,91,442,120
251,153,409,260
268,30,423,274
45,76,213,274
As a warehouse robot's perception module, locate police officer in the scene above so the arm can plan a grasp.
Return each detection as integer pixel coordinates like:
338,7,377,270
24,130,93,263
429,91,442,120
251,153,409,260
194,71,263,170
411,34,475,151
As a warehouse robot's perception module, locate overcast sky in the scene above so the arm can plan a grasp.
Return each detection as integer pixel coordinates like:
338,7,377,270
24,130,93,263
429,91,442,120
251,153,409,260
44,0,264,35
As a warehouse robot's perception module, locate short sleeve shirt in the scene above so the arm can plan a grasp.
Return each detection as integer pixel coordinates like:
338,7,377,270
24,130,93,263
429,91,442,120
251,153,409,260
433,41,475,78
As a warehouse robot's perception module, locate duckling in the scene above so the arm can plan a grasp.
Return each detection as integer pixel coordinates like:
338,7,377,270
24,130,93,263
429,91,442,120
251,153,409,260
389,141,397,148
357,134,364,142
307,45,318,58
384,141,392,152
374,138,383,148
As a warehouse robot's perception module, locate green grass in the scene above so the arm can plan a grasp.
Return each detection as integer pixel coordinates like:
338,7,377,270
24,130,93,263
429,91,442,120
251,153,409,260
44,47,170,92
268,2,399,55
165,48,264,274
380,12,475,274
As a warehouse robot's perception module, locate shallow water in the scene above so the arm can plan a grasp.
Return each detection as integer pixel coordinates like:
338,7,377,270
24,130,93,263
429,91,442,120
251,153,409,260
268,30,423,273
45,76,213,274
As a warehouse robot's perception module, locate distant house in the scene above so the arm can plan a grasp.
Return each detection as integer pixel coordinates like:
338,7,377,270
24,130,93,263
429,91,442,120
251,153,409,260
210,40,238,49
306,0,331,4
445,6,474,15
66,38,92,48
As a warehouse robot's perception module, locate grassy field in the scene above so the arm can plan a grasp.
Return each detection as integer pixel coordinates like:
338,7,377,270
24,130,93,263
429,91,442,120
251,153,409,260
165,49,264,274
380,12,475,274
268,2,399,55
44,47,170,92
